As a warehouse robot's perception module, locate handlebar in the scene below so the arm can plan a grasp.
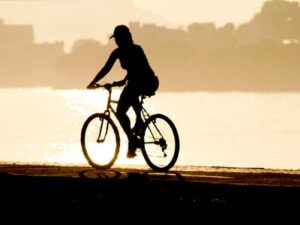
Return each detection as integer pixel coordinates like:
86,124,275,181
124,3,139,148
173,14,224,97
87,81,146,105
87,82,119,91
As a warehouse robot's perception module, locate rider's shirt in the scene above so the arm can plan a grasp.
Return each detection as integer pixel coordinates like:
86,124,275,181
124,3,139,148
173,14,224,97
112,44,155,86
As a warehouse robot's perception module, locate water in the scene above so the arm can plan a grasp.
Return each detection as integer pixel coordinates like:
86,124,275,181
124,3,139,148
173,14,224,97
1,88,299,170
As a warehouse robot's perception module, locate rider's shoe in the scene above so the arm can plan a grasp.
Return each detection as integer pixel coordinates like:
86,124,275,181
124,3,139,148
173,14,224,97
127,149,137,158
127,141,137,158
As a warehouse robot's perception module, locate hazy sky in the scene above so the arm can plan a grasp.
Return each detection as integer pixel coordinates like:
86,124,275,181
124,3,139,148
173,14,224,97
0,0,299,51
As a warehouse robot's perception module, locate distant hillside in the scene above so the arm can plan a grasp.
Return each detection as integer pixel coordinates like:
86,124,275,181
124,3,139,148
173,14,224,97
0,0,300,91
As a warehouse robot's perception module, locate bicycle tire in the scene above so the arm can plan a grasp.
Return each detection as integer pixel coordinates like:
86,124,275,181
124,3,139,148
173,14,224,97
81,113,120,170
141,113,180,172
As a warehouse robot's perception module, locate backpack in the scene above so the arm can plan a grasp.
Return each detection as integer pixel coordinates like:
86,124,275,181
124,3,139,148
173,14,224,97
142,75,159,97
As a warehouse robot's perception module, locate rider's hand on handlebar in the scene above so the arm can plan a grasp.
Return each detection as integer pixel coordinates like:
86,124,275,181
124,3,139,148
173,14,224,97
112,80,126,87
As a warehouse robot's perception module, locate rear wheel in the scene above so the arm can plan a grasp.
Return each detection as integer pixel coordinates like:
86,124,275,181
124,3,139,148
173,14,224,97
81,113,120,169
141,114,180,172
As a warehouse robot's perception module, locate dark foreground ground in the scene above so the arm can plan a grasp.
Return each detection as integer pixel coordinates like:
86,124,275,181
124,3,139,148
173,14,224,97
1,164,299,222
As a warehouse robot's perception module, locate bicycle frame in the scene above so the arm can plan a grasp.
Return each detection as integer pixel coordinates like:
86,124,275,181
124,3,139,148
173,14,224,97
102,86,118,117
99,85,162,146
101,85,151,124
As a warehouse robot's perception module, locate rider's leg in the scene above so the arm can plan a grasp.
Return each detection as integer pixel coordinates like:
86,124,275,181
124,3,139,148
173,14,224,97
131,96,143,134
116,87,134,142
116,87,138,158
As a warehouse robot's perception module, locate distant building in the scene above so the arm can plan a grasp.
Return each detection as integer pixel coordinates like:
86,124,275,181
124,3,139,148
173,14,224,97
0,18,63,54
0,19,64,87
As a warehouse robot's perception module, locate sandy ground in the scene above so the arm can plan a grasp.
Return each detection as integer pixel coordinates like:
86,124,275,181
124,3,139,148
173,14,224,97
1,163,299,222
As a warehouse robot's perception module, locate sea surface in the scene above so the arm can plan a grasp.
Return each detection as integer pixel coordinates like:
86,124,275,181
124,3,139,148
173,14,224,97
1,88,299,170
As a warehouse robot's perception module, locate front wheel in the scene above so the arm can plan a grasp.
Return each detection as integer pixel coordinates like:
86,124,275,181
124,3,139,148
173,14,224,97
81,113,120,170
141,114,180,172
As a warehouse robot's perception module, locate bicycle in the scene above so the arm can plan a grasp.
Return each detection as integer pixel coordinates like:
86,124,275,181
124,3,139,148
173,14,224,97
80,83,180,172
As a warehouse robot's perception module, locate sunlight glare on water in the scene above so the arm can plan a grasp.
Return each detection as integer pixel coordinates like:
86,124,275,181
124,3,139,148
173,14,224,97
0,88,300,170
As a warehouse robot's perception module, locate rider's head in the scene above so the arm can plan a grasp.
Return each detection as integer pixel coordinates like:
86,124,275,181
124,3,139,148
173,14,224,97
110,25,133,47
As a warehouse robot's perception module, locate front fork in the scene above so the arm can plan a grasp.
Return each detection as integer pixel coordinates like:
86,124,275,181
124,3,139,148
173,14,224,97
97,111,110,143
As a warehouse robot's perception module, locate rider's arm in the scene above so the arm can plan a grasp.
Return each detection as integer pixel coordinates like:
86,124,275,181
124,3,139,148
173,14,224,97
87,50,118,87
112,74,129,87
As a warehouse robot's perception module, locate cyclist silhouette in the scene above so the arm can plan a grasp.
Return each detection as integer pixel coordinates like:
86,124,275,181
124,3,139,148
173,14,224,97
87,24,158,158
